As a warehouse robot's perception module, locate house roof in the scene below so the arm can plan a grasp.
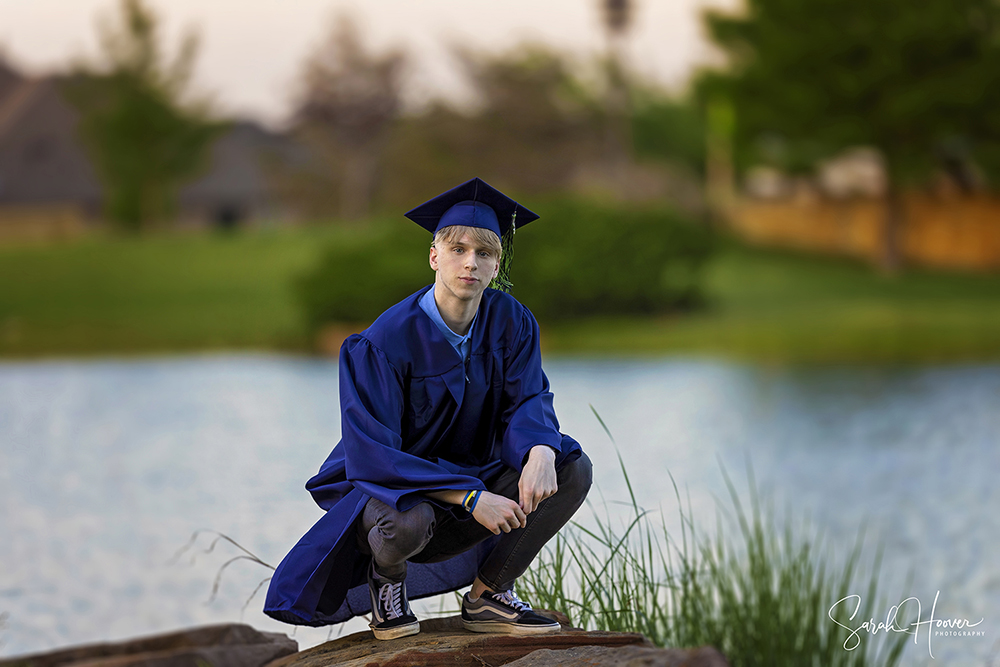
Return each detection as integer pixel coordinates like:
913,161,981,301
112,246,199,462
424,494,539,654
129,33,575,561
0,60,103,206
179,120,309,210
0,61,24,103
0,58,309,218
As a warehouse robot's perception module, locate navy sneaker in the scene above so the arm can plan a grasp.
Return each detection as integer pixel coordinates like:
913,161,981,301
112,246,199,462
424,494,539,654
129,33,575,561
461,588,561,635
367,562,419,640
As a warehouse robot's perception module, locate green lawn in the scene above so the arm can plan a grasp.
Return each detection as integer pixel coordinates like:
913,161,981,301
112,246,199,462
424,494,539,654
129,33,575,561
3,229,1000,363
0,227,345,356
545,244,1000,363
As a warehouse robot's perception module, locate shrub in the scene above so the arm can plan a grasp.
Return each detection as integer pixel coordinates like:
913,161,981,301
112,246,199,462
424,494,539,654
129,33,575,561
297,199,714,332
512,198,713,319
297,225,431,329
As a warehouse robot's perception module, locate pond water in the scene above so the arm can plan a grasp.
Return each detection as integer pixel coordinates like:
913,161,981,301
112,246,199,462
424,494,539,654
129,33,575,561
1,354,998,665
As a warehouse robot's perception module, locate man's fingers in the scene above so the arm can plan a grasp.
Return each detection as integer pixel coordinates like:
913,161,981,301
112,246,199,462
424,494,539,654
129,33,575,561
520,485,545,516
526,490,546,516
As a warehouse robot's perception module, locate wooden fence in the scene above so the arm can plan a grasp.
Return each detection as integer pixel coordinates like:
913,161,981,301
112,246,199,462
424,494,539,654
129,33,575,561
730,194,1000,271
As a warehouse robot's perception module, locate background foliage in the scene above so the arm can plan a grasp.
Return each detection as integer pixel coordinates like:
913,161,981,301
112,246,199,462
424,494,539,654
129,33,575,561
296,200,714,328
697,0,1000,181
696,0,1000,269
64,0,218,230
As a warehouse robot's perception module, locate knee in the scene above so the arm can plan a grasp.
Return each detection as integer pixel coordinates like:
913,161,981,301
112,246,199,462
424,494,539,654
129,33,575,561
383,502,436,554
557,451,593,500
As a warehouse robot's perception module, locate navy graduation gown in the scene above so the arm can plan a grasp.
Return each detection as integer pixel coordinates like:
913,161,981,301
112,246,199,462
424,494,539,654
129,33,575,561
264,286,581,626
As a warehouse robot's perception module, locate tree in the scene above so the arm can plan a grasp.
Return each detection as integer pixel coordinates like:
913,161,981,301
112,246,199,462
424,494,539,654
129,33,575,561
455,45,605,191
630,90,706,176
698,0,1000,271
600,0,635,171
66,0,217,230
374,44,606,211
291,15,406,221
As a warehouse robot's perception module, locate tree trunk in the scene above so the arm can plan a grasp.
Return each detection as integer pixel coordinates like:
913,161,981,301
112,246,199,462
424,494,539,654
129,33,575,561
705,98,735,229
339,148,379,221
879,183,903,274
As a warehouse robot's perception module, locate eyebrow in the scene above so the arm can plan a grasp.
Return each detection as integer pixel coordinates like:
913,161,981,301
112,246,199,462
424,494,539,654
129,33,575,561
450,240,493,253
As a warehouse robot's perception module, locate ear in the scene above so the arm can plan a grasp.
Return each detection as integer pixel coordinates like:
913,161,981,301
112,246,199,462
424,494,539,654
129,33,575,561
429,245,439,271
491,259,499,279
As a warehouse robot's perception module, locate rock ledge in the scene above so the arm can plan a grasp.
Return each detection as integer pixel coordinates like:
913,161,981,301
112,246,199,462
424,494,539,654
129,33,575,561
0,623,297,667
267,612,729,667
0,613,728,667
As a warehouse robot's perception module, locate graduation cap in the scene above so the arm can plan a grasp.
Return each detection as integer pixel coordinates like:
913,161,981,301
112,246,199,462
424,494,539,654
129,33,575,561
404,177,539,292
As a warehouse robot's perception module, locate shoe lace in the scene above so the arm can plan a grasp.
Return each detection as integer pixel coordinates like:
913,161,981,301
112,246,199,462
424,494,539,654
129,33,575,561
494,588,531,613
378,581,405,620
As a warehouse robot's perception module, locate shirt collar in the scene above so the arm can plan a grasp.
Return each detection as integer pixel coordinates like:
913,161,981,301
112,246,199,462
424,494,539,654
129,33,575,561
418,286,477,350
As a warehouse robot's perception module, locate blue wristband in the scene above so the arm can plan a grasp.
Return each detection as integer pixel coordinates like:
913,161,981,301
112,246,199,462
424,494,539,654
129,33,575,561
468,490,481,513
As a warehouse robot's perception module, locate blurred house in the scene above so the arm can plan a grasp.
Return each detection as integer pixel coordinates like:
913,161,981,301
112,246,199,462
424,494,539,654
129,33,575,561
0,61,103,241
178,121,310,229
743,150,886,202
0,60,306,241
816,148,886,199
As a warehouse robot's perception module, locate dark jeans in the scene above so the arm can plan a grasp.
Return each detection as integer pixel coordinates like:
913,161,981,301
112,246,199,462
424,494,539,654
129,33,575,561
357,451,592,593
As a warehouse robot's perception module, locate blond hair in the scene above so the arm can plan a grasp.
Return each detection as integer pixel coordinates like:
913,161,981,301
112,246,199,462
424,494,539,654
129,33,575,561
432,225,502,259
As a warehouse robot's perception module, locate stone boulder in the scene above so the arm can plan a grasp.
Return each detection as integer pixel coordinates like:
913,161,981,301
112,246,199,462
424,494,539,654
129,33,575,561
0,623,297,667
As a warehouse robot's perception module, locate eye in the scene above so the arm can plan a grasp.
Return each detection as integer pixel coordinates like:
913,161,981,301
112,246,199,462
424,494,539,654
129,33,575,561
452,247,464,254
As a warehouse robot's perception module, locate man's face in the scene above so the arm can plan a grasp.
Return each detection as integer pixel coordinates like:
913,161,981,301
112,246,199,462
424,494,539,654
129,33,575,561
429,232,500,303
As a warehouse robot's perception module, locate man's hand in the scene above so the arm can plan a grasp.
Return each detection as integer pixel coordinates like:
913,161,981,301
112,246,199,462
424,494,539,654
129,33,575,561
518,445,557,515
472,492,527,534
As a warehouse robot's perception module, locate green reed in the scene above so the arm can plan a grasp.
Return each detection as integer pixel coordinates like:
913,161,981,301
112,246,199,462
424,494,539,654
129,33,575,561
519,410,912,667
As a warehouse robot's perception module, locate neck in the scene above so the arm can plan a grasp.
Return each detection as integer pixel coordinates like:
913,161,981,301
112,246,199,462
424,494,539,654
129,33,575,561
433,282,481,336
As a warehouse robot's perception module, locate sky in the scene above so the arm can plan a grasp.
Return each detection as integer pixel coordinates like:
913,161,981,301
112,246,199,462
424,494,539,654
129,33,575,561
0,0,736,127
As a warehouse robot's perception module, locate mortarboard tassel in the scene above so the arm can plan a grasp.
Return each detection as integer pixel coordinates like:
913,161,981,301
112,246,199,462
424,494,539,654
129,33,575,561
490,211,517,293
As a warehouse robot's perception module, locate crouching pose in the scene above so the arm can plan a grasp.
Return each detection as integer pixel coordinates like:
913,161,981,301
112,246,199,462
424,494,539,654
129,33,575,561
264,178,592,639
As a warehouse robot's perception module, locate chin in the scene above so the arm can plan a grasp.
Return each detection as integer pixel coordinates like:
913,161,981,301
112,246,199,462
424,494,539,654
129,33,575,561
456,284,483,298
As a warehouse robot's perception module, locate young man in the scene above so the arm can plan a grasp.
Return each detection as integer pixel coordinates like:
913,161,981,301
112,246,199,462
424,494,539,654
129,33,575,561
264,177,591,639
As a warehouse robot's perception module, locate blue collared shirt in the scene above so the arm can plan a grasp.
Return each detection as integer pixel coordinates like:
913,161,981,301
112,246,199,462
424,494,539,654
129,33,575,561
419,287,478,363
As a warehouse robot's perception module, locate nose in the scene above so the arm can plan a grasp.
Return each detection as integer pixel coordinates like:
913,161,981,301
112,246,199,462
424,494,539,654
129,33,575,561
464,253,478,271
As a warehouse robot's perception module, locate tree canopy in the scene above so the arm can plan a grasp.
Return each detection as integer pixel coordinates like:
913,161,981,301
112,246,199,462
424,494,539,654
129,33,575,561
66,0,217,230
290,14,406,220
699,0,1000,185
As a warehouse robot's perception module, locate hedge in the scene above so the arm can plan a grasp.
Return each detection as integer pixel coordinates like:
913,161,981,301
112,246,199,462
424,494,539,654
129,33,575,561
297,199,714,331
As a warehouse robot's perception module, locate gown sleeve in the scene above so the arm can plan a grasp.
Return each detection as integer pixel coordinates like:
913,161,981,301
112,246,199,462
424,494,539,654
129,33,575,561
499,308,565,472
339,335,486,511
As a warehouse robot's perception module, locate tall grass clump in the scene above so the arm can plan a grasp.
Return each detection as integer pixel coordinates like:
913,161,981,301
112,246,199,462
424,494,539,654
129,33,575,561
519,412,912,667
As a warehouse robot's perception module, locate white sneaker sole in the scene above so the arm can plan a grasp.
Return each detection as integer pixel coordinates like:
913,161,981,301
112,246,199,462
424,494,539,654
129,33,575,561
370,620,420,640
462,619,561,635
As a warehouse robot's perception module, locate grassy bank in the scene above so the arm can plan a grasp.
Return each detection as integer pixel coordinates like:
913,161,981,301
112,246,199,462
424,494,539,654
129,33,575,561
545,244,1000,364
2,227,1000,362
0,227,343,356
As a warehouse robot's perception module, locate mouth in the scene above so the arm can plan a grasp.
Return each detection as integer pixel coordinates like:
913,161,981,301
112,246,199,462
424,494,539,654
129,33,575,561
459,277,478,284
